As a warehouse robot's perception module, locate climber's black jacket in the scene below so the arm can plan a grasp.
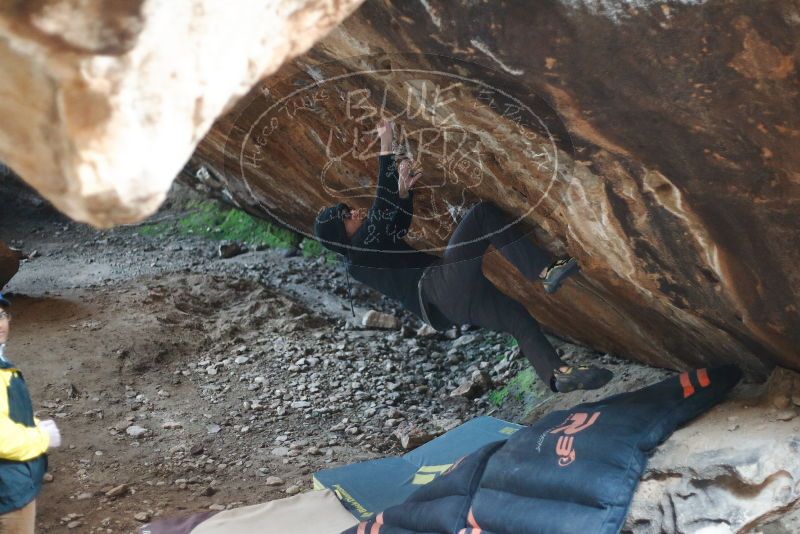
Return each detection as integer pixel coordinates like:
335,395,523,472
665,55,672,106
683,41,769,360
345,155,449,327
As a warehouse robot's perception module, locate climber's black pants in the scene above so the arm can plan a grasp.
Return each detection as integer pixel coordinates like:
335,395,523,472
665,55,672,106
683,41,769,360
422,202,565,382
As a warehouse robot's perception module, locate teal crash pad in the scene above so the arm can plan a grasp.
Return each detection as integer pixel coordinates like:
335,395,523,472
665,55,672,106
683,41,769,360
312,416,521,520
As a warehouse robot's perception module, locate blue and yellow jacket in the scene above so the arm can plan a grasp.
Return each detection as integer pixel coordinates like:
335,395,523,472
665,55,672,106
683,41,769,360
0,351,49,514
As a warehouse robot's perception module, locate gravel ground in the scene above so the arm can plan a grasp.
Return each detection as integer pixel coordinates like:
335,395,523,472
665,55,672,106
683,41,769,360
0,179,664,532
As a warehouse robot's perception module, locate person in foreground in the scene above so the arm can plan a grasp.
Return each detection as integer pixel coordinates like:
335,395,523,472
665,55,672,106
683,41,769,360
0,294,61,534
314,120,612,393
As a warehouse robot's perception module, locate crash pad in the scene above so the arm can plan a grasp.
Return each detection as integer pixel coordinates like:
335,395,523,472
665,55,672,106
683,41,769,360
140,489,356,534
313,416,522,520
345,365,743,534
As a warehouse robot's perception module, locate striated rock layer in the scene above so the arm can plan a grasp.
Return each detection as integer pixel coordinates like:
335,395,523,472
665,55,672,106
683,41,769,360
0,0,365,227
186,0,800,374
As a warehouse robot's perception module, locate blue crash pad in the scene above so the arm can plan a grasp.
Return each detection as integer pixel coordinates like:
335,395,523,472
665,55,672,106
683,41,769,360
313,416,521,520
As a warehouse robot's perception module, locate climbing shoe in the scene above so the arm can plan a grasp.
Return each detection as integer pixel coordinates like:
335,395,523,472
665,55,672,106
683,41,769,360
551,365,613,393
542,257,579,294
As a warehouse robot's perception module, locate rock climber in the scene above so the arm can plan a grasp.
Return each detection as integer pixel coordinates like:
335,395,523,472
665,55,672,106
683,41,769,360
314,120,612,393
0,293,62,533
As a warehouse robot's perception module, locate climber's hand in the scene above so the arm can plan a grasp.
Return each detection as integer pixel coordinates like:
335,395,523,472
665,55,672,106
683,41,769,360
398,158,423,198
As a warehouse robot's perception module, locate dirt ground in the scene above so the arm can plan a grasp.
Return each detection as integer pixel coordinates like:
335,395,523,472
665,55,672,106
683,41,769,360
1,180,670,533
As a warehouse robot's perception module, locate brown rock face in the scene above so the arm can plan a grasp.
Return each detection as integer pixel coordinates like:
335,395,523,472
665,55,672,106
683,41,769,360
0,0,365,227
187,1,800,374
0,242,20,289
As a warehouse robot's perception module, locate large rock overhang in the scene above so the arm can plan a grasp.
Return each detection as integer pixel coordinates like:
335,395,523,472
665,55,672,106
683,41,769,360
3,0,799,373
188,0,800,374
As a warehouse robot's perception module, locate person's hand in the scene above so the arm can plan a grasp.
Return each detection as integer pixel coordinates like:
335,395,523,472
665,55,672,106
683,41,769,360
398,158,423,198
39,420,61,449
376,119,394,154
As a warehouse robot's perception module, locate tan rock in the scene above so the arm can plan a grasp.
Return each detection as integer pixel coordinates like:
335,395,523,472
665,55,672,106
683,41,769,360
105,484,129,498
416,324,439,337
0,0,364,227
766,368,797,409
393,425,434,451
361,310,400,330
450,371,492,400
134,512,151,523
